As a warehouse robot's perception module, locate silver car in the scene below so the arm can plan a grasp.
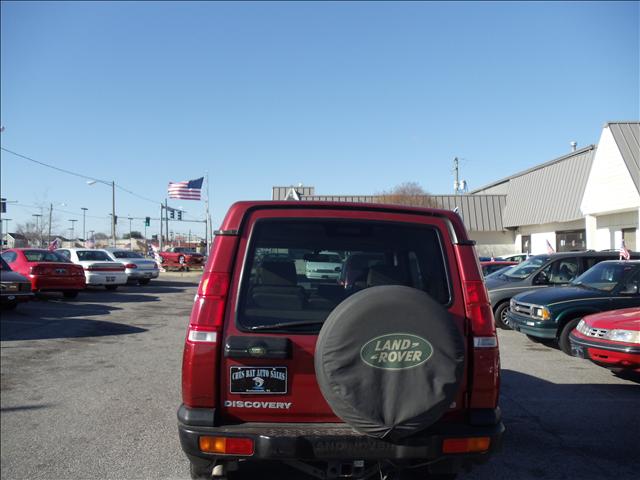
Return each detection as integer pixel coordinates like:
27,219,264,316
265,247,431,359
104,249,160,285
1,257,34,309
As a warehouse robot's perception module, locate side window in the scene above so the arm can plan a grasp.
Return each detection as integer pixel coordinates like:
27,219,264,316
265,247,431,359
539,258,578,284
583,256,612,272
57,250,70,259
620,271,639,295
1,251,17,263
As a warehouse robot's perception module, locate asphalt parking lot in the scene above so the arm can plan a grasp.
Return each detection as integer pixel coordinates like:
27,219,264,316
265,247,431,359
1,273,639,480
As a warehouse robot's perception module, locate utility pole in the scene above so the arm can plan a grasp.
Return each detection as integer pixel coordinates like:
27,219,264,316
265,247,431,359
128,216,133,250
159,204,163,252
48,203,53,245
69,219,77,241
453,157,459,195
165,198,169,248
81,207,88,243
111,180,116,247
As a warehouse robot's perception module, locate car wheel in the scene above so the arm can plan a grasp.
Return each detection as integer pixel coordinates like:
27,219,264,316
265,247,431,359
494,302,512,330
105,285,118,291
178,255,185,265
315,285,465,442
138,278,151,286
558,318,581,355
189,461,213,479
63,291,79,299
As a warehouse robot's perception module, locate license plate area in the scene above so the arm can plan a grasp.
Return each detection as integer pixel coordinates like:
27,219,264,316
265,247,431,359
106,276,116,282
230,366,287,394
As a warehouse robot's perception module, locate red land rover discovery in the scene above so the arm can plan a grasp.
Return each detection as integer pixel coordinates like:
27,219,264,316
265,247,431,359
178,201,504,479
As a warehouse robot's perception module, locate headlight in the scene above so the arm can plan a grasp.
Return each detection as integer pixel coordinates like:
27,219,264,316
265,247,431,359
576,319,589,335
532,306,551,320
603,329,640,344
510,298,516,308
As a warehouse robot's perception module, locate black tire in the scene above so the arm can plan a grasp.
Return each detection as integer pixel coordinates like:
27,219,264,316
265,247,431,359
558,318,581,355
63,291,79,299
138,278,151,285
178,255,185,265
494,302,512,330
315,285,465,442
105,285,118,291
189,462,213,480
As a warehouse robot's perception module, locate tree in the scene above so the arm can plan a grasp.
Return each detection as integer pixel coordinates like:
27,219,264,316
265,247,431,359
94,232,109,240
123,231,143,240
376,182,438,207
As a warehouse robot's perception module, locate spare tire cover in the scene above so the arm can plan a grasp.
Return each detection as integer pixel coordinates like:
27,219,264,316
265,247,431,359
315,285,465,442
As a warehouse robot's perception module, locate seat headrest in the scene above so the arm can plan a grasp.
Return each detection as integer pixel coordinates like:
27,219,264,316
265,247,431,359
259,261,297,286
366,264,408,287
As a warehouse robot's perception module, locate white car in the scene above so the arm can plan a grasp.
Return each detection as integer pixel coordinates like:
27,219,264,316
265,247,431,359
56,248,127,290
305,251,343,280
104,249,159,285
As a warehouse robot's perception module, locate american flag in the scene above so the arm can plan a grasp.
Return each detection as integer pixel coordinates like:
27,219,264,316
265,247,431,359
620,239,631,260
48,238,60,251
168,177,203,201
546,239,555,254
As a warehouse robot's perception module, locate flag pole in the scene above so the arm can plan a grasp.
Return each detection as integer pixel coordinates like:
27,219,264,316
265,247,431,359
205,171,211,252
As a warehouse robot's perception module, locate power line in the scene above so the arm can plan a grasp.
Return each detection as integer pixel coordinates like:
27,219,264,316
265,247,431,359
1,147,162,206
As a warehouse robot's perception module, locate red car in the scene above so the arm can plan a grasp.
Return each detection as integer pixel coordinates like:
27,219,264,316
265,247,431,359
569,307,640,373
480,260,517,276
1,248,86,298
159,247,205,270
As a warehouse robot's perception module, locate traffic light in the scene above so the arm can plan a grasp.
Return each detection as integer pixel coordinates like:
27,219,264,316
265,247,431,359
145,216,150,226
169,209,175,220
0,198,6,214
114,215,118,224
177,210,182,221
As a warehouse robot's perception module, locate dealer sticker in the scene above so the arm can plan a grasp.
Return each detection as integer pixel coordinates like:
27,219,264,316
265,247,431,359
230,366,287,394
360,333,433,370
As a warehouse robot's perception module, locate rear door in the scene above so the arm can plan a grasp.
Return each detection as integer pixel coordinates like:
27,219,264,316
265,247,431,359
219,208,467,423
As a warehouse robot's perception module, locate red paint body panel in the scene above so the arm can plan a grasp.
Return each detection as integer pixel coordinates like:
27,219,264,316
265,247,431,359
3,249,86,292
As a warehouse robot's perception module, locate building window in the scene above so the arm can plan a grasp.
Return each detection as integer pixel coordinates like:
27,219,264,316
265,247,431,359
556,230,586,252
521,235,531,254
622,228,636,251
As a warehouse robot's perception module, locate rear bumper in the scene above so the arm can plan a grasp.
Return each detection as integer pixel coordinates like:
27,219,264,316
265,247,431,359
1,292,34,304
177,405,504,465
30,276,85,292
125,269,159,280
85,272,128,285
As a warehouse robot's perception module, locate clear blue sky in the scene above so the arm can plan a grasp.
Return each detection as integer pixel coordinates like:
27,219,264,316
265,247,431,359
1,1,638,239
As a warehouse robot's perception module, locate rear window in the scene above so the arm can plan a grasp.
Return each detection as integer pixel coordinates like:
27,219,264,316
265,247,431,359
112,251,144,259
237,219,450,332
23,250,68,262
77,250,112,261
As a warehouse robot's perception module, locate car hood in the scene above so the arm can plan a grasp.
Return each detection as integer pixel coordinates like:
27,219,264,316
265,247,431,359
584,308,640,330
0,270,30,282
514,286,607,306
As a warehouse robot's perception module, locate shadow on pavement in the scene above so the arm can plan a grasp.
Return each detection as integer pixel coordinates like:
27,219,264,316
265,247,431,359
1,404,54,413
0,303,147,341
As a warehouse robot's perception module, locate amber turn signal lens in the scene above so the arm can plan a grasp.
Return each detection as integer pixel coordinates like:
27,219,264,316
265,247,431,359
199,436,254,456
442,437,490,454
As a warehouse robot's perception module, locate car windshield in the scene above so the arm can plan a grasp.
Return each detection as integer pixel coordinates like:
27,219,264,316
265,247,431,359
23,250,69,262
571,263,638,292
486,265,515,279
1,258,11,271
76,250,112,261
502,256,549,280
237,219,450,332
112,251,144,259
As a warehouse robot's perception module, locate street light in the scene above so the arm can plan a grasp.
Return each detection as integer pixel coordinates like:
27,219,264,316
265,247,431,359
81,207,88,243
87,180,116,247
128,216,133,250
32,214,42,246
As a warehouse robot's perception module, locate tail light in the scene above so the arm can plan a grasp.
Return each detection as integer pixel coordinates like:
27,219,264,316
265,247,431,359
29,266,44,275
182,272,230,408
455,245,500,409
124,263,137,269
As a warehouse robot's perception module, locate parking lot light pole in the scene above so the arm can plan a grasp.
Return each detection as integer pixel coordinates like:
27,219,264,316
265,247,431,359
32,214,42,246
128,217,133,250
87,180,116,247
81,207,88,243
69,219,77,242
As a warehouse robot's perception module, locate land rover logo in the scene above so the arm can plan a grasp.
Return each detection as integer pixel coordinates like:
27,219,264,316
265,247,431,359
360,333,433,370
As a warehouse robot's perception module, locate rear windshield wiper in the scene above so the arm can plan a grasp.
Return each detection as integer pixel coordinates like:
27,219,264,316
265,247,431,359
247,320,326,331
